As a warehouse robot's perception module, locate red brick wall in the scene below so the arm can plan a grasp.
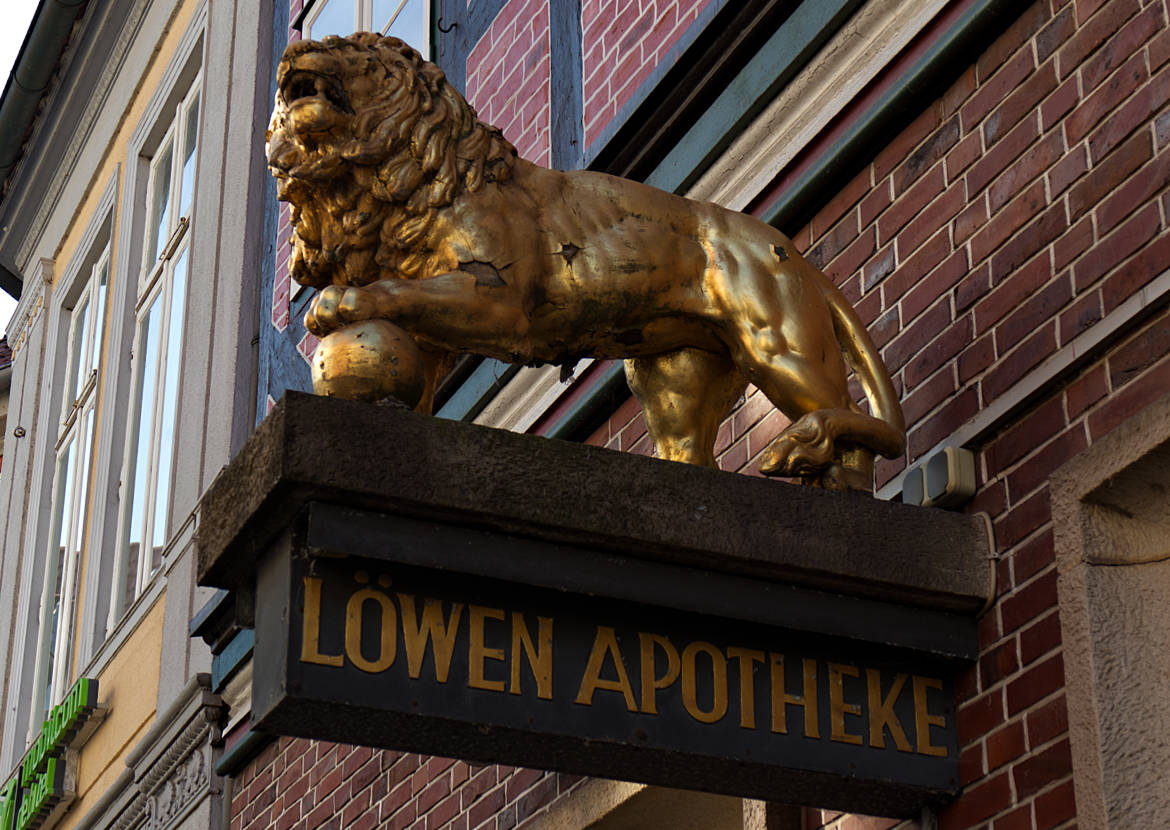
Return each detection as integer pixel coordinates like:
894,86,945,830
815,0,1170,492
248,0,1170,827
230,738,585,830
586,385,794,478
588,0,1170,828
465,0,551,165
582,0,713,147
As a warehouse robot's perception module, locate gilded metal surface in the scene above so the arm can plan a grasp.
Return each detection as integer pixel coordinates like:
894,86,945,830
266,33,906,491
311,319,426,407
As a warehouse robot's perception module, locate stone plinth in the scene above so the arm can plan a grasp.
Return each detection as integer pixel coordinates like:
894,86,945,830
194,392,992,816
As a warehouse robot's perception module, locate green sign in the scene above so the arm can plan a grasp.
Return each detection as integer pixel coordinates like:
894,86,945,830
14,760,64,830
0,678,100,830
0,778,16,830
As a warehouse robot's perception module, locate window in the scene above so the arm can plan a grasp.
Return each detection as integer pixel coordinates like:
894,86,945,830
28,246,108,728
305,0,430,54
109,76,200,626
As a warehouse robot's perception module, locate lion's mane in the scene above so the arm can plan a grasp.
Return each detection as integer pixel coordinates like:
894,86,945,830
275,33,517,288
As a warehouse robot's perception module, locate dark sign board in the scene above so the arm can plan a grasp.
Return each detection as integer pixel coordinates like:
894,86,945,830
251,502,966,816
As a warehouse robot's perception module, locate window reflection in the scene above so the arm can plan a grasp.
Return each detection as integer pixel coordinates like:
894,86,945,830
180,94,199,220
124,293,161,603
90,261,107,377
381,0,426,47
151,250,187,564
69,295,90,404
149,145,173,264
308,0,355,38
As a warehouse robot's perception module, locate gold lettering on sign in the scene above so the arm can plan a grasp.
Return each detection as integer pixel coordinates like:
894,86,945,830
828,663,863,745
681,641,727,724
398,594,464,682
301,577,343,667
469,605,507,692
344,587,397,673
575,626,638,711
770,655,819,738
510,613,554,699
638,633,680,715
298,570,955,761
726,647,765,729
867,670,912,752
913,675,948,757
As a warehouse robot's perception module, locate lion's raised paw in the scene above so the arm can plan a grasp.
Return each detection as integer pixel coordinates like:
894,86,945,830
305,285,383,336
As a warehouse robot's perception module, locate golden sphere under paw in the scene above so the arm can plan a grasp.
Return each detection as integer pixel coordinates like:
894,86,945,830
311,320,426,408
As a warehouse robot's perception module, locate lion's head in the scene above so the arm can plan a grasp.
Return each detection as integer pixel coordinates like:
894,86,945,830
267,33,517,288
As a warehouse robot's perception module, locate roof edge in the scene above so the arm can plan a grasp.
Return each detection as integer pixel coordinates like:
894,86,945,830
0,0,87,196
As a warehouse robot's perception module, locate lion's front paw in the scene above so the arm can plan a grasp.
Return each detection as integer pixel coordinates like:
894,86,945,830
305,285,382,336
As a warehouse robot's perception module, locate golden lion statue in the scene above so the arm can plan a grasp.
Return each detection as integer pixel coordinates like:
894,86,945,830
266,33,905,491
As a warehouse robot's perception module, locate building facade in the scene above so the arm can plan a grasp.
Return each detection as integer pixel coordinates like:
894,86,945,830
0,0,1167,829
0,1,280,828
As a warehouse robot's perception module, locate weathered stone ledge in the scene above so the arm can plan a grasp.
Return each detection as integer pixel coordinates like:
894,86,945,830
196,392,990,623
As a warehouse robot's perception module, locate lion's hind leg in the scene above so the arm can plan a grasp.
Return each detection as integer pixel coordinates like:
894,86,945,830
723,293,895,491
760,410,883,491
625,348,746,469
743,348,897,491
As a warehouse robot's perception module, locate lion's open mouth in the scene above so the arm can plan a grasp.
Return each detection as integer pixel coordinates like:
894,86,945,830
280,68,353,116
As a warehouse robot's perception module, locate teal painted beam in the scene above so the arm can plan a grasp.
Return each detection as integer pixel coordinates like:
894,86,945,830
544,361,627,440
644,0,865,195
763,0,1021,231
435,359,520,422
211,628,254,692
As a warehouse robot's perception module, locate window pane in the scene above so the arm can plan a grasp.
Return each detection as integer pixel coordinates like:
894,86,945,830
74,409,95,555
69,295,90,404
39,441,74,717
90,259,108,377
381,0,427,49
373,0,402,31
180,94,200,220
124,296,162,600
308,0,356,38
52,442,75,605
151,250,187,563
148,143,174,263
50,411,92,704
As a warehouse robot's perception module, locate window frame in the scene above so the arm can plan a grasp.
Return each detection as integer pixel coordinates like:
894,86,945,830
9,170,117,751
0,5,209,773
74,15,207,678
24,244,110,738
108,72,201,630
304,0,431,55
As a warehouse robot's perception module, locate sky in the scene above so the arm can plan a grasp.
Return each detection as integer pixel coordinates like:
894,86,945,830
0,0,43,336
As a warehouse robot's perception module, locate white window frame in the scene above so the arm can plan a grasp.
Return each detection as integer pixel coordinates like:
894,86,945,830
0,6,208,773
305,0,431,55
108,74,201,630
25,244,109,736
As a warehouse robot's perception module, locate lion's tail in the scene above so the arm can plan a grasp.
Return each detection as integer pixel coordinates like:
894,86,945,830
823,284,906,459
